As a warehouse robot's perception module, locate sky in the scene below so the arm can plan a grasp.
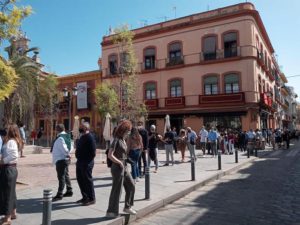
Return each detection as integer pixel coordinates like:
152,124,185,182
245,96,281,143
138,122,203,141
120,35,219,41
3,0,300,96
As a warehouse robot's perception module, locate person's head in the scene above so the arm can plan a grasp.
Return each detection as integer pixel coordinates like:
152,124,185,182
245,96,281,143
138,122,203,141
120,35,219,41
150,125,156,133
56,124,65,133
166,126,171,132
137,121,143,127
187,127,191,133
172,127,176,131
180,129,186,136
80,122,90,134
114,120,132,139
4,124,23,150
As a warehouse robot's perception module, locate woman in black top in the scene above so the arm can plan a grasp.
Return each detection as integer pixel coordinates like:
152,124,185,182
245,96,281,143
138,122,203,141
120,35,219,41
148,125,161,173
106,120,136,218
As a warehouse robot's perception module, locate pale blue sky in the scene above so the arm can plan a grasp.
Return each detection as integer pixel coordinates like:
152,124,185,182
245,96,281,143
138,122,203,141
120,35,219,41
4,0,300,96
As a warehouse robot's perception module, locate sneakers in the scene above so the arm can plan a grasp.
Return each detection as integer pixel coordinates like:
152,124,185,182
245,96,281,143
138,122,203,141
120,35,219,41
106,212,119,218
63,191,73,197
123,207,137,215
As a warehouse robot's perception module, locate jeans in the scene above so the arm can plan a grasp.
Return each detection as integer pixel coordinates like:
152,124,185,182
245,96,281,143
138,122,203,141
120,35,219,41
107,162,135,214
165,144,174,165
187,142,196,159
210,141,217,156
56,159,72,196
138,151,147,175
76,160,95,201
129,149,140,179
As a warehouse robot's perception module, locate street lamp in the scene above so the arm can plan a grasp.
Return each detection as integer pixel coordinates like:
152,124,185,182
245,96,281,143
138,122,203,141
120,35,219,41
62,86,78,131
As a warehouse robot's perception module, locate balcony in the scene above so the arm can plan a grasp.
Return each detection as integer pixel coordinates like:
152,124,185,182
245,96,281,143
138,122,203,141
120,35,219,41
257,51,265,68
144,99,159,109
165,96,185,108
200,47,242,63
166,56,184,67
199,92,245,106
140,61,158,72
260,93,272,108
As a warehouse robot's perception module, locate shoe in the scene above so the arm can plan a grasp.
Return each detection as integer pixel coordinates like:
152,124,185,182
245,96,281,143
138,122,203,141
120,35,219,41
136,178,139,182
76,198,87,203
11,215,17,220
106,212,119,218
63,191,73,197
82,199,96,206
52,195,63,202
123,207,137,215
163,163,169,166
154,169,157,173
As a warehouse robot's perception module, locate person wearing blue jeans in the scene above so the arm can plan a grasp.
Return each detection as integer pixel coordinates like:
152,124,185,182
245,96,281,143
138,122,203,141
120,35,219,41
127,127,143,183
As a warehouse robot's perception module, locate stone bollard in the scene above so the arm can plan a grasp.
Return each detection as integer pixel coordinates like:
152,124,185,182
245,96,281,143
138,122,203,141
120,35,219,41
218,151,222,170
191,157,195,181
145,166,150,200
235,149,238,163
42,189,52,225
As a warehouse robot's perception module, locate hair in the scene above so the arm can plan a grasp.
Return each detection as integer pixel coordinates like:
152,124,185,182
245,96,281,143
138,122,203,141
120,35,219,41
179,129,186,136
114,120,132,139
4,124,24,150
56,124,65,132
129,127,140,141
82,122,90,130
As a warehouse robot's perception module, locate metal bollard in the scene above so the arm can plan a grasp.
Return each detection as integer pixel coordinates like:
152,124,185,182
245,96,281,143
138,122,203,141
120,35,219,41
191,157,195,181
145,166,150,200
218,151,222,170
255,149,258,157
42,189,52,225
235,149,238,163
247,148,250,158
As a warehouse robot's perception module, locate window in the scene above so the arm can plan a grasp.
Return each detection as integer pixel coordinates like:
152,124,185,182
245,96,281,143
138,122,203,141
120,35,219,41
170,79,182,97
144,48,156,70
145,82,156,99
204,76,218,95
223,32,237,58
168,42,183,65
203,36,217,60
225,74,239,93
108,54,118,75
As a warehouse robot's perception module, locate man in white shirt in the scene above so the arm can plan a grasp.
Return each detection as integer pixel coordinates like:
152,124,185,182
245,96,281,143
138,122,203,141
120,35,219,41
51,124,73,202
199,126,208,155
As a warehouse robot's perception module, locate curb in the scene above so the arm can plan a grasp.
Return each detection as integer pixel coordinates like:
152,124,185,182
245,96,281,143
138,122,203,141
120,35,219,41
105,151,272,225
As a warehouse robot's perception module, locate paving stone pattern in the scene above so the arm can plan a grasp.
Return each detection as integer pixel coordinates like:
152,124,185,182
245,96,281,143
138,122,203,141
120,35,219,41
133,142,300,225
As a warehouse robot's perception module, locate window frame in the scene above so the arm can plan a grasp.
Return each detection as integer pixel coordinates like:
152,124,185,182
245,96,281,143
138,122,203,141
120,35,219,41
143,46,156,70
202,34,218,60
203,74,219,95
144,81,157,100
108,54,118,75
222,30,239,58
223,73,240,94
168,78,183,97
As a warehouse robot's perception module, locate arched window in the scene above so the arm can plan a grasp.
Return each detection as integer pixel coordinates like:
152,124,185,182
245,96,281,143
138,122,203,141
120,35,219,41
170,79,182,97
203,36,217,60
167,42,183,66
204,76,218,95
144,47,156,70
223,32,237,58
224,74,239,93
145,82,156,100
108,54,118,75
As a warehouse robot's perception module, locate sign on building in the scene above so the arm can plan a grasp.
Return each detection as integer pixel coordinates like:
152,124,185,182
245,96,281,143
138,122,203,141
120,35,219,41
77,82,88,109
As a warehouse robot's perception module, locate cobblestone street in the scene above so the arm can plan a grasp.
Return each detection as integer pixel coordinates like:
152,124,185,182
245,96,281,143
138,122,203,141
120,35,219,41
133,141,300,225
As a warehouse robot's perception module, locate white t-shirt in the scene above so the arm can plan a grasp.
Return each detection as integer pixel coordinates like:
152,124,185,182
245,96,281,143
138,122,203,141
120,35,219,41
1,139,19,164
199,129,208,142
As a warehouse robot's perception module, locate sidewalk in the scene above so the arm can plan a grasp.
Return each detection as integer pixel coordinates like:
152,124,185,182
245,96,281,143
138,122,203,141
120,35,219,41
13,147,272,225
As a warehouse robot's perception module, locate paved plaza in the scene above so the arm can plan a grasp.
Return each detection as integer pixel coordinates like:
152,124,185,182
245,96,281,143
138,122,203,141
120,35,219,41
10,144,280,225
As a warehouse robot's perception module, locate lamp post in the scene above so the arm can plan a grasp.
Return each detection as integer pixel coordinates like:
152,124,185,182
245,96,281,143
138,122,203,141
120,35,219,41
63,87,78,131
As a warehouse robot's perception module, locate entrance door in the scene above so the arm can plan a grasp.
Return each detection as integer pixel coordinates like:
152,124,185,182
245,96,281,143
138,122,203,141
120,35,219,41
170,117,183,135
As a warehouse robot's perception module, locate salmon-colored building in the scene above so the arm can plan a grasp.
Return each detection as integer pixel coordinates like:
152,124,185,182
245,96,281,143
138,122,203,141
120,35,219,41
101,2,286,134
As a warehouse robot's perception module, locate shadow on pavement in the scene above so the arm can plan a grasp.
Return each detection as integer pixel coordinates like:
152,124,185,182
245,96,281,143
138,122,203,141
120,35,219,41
51,217,112,225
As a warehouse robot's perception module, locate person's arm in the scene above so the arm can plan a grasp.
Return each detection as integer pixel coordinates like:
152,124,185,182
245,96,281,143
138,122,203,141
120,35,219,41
57,137,70,157
108,140,123,168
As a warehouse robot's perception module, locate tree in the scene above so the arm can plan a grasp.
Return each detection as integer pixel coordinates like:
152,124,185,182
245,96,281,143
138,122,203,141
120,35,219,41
37,74,59,146
0,0,32,44
94,82,119,120
0,57,18,102
112,25,148,124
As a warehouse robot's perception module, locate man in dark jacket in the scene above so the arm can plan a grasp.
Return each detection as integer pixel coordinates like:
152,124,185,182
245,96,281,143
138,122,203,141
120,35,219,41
137,121,148,177
75,122,96,206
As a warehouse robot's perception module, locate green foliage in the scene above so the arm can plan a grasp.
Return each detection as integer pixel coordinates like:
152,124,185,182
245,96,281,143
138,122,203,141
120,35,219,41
0,0,32,44
0,58,17,101
94,82,119,119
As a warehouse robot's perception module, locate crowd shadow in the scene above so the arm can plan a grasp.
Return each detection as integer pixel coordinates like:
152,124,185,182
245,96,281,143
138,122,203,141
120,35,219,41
51,216,112,225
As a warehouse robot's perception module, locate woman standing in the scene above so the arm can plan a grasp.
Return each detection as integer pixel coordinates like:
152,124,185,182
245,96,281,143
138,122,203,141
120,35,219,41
127,127,143,183
176,129,187,162
148,125,161,173
0,124,23,225
106,120,136,218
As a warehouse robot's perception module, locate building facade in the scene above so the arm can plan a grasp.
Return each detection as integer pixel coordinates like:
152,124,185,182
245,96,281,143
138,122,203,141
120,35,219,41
101,3,288,134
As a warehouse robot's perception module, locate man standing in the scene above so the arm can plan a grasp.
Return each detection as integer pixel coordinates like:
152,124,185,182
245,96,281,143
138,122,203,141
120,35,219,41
187,127,197,161
51,124,73,201
163,127,175,166
208,127,218,157
199,126,208,155
75,122,96,206
172,127,178,154
137,121,148,178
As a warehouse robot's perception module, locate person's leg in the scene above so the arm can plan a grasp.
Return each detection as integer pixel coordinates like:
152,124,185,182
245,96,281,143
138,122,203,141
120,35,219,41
129,151,137,180
165,144,170,165
123,166,135,209
64,160,72,194
141,151,147,175
76,162,88,201
107,163,124,215
83,161,95,203
55,160,66,197
154,148,159,172
170,145,174,165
